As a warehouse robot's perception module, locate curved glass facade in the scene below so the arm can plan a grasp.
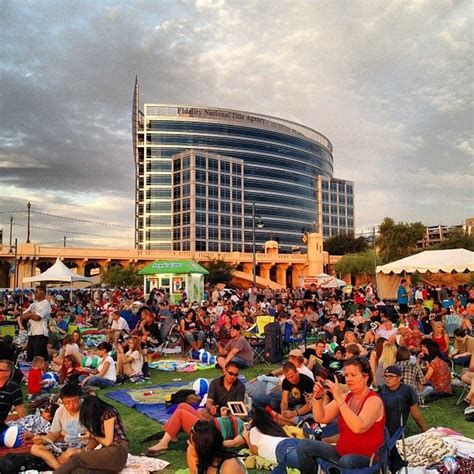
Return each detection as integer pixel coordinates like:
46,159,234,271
133,96,354,252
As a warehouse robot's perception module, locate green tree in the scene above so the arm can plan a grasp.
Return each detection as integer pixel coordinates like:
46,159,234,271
376,217,425,264
434,228,474,251
202,259,236,285
101,264,142,287
334,251,376,276
323,232,369,255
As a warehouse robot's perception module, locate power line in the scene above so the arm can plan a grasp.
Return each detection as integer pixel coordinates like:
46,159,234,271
30,211,134,229
0,221,133,240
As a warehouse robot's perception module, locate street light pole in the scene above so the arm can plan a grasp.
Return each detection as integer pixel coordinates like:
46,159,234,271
26,202,31,243
252,202,257,288
252,202,264,288
9,216,13,253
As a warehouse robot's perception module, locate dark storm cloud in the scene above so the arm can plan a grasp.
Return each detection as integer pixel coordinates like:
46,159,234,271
0,0,473,247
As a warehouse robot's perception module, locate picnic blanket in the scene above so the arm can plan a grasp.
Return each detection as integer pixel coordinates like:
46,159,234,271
106,381,193,424
148,360,215,372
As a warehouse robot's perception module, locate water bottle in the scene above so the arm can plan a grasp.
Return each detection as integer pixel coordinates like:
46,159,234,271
442,455,458,474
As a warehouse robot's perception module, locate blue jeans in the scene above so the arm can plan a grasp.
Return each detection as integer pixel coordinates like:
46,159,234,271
296,439,372,474
251,392,282,411
83,376,115,389
452,355,471,367
271,438,300,474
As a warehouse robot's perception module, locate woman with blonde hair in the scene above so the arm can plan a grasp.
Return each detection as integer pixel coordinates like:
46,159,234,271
430,321,450,355
374,342,397,387
342,331,367,356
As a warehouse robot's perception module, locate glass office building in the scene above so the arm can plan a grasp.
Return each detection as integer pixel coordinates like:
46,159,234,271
133,79,354,251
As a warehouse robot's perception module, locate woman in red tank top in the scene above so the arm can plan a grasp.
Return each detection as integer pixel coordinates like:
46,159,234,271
296,357,386,474
430,321,450,354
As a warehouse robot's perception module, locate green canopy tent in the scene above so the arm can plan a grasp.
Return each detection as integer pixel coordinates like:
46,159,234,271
139,260,209,303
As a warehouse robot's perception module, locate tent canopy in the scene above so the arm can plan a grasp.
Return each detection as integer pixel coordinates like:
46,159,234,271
22,258,93,285
139,260,209,275
321,277,346,288
376,249,474,274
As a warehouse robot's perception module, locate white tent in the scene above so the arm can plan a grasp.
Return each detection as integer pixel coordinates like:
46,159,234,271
321,277,346,288
376,249,474,299
376,249,474,274
23,257,93,286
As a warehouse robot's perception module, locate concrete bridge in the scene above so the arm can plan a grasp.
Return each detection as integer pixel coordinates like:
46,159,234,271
0,233,338,289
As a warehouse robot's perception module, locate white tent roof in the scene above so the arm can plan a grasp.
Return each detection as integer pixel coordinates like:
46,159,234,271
321,277,346,288
23,258,93,285
376,249,474,274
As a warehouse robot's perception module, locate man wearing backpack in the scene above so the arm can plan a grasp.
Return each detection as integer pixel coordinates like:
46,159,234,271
216,325,254,369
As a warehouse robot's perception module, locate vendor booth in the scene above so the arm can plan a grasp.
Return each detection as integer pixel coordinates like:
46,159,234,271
139,260,209,304
376,249,474,300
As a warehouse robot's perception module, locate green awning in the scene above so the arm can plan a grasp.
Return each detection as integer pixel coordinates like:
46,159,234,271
139,260,209,275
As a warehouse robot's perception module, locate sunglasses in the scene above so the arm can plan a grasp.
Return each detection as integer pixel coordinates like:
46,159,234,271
226,371,239,377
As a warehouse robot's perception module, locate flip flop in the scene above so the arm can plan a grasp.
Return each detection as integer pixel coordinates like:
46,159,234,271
144,448,168,457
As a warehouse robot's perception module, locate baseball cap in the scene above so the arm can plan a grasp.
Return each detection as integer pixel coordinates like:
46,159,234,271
288,349,304,358
384,365,401,377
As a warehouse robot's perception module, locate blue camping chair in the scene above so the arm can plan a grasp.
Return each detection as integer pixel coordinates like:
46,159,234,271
282,322,304,354
316,427,403,474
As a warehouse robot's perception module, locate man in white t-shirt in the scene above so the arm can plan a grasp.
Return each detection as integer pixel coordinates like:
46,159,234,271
22,285,51,361
30,384,88,469
105,308,130,344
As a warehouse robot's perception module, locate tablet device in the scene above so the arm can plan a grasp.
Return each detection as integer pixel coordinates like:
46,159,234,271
227,401,248,417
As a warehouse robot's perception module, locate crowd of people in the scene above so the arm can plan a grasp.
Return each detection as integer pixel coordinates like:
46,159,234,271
0,279,472,473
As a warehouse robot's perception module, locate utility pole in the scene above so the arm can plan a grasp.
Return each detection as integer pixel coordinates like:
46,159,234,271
9,216,13,253
14,238,18,290
26,201,31,243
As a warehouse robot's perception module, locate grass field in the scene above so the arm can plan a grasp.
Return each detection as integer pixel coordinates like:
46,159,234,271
99,364,474,473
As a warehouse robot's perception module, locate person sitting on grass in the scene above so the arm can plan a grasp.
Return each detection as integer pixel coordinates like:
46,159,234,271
80,342,116,389
187,420,247,474
7,403,59,439
180,308,205,352
216,324,254,370
198,362,246,421
418,338,452,402
54,394,129,474
115,335,144,380
28,355,50,400
30,384,87,470
144,402,246,456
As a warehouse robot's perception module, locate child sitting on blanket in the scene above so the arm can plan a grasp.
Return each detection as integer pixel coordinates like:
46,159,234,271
28,356,50,400
7,404,59,440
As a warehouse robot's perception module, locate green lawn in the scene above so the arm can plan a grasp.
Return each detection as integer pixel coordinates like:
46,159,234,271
99,365,474,474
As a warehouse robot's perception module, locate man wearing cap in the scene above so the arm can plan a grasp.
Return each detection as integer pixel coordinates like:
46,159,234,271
216,324,254,370
380,365,427,472
105,308,130,345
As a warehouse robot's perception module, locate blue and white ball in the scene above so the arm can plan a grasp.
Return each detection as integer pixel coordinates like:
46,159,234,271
0,425,24,448
42,372,59,390
199,351,211,364
192,378,209,397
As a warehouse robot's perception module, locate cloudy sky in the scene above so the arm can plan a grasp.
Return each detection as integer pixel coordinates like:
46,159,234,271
1,0,473,248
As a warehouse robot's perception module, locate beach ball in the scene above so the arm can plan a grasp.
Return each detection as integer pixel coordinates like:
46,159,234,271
42,372,59,390
191,350,201,360
199,393,208,408
199,351,211,364
192,378,209,397
0,425,24,448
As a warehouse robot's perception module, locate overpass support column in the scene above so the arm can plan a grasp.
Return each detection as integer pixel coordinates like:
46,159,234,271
292,264,307,288
276,264,289,287
259,263,272,281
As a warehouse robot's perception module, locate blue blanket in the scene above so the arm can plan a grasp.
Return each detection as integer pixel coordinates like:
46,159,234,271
106,382,192,424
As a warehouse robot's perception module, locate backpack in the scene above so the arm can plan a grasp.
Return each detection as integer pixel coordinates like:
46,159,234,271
263,321,283,363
